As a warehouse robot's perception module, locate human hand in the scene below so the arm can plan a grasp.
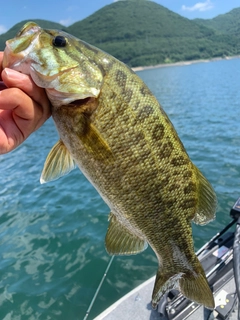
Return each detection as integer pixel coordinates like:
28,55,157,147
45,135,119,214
0,52,51,154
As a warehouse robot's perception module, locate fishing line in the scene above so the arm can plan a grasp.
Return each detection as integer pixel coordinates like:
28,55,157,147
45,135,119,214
83,255,115,320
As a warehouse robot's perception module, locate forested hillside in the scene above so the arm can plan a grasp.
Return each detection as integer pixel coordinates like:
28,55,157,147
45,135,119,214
0,0,239,67
194,8,240,35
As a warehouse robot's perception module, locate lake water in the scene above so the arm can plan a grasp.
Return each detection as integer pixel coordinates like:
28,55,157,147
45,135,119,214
0,58,240,320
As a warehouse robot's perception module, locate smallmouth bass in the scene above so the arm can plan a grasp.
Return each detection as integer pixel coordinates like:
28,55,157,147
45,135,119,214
3,22,217,309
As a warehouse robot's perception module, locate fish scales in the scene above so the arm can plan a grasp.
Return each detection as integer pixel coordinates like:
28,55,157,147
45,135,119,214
3,22,217,309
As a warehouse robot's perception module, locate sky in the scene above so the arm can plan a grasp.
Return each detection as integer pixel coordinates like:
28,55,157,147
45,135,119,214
0,0,239,34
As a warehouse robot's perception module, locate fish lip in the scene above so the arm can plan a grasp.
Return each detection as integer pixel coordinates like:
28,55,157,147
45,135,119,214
3,26,41,71
2,44,20,69
45,87,100,108
3,42,34,73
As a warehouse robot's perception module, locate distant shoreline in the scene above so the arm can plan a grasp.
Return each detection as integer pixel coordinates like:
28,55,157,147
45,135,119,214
132,55,240,72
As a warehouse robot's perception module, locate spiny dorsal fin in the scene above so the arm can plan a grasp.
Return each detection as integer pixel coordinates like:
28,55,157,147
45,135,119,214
105,213,147,255
193,166,217,225
40,140,76,184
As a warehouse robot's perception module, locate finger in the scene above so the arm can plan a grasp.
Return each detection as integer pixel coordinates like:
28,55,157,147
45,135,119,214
0,87,43,133
1,68,51,122
0,89,46,133
2,68,50,104
0,52,3,76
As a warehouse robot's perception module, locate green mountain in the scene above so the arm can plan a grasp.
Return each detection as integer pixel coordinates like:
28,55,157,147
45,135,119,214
193,8,240,58
0,1,240,67
194,8,240,35
67,0,217,66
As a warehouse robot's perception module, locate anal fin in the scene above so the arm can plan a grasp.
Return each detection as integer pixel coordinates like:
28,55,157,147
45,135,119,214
105,213,147,255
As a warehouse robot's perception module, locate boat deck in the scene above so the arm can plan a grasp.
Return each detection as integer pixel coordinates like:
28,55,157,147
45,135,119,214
95,225,240,320
95,276,238,320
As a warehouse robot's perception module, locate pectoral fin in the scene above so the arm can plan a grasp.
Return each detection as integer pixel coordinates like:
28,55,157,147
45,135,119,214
40,140,76,184
67,101,114,163
80,119,114,163
105,213,147,255
193,167,217,225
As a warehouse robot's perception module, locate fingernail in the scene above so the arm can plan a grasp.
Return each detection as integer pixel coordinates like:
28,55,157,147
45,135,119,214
4,68,27,81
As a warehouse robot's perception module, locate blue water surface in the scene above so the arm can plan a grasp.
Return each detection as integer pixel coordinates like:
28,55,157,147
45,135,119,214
0,58,240,319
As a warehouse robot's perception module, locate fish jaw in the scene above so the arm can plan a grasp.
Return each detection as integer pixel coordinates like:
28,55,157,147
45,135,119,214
3,22,103,107
3,27,40,76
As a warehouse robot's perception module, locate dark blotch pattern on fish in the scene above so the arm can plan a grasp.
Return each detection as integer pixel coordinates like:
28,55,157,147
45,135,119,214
183,170,193,178
161,141,173,158
137,105,154,121
152,123,165,141
115,70,127,89
134,132,145,143
180,198,197,210
140,85,152,97
168,184,180,192
124,88,133,103
171,156,188,167
184,182,197,195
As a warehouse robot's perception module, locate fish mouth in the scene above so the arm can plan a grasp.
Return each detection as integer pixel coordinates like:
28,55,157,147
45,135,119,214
45,87,100,107
2,45,24,70
3,47,99,106
30,67,101,107
3,28,40,71
3,28,102,107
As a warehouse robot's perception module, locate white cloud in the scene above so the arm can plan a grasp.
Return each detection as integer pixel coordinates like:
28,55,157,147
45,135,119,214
0,25,7,34
182,0,214,12
59,18,73,26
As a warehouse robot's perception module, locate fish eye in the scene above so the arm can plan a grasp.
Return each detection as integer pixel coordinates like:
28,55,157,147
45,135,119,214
52,36,67,47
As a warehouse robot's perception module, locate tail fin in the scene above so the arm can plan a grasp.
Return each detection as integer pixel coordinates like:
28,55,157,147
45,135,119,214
152,263,214,310
152,269,180,309
179,271,214,309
